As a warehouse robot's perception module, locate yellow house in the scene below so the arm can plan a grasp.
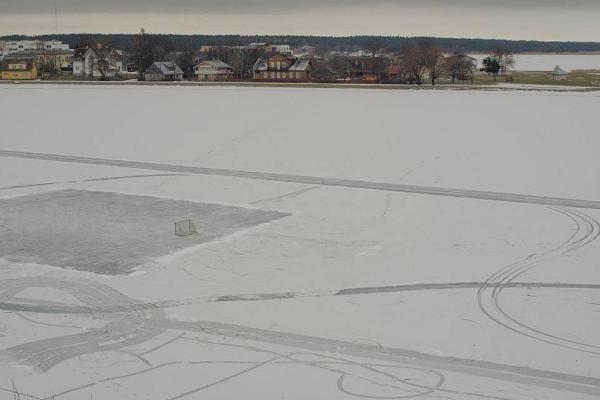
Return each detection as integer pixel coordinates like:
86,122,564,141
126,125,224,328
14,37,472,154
1,60,38,80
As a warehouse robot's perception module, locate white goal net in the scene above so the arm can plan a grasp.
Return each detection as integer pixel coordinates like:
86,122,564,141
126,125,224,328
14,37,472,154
174,219,198,236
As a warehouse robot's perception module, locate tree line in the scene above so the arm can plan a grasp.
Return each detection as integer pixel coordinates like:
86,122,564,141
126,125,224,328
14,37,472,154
3,33,600,54
314,43,515,85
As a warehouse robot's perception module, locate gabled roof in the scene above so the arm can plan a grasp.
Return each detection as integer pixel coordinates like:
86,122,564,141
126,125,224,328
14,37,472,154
73,48,92,60
145,61,183,76
289,59,310,71
253,58,268,72
312,66,338,76
267,53,293,62
95,48,121,60
552,65,568,75
196,60,232,69
73,47,124,61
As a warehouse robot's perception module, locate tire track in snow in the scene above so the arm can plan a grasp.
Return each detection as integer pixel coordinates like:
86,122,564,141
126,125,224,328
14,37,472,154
3,277,600,397
2,282,599,315
2,149,600,209
0,173,186,192
477,207,600,354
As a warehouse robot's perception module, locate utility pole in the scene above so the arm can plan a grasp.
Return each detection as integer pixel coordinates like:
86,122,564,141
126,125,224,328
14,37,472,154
54,0,58,35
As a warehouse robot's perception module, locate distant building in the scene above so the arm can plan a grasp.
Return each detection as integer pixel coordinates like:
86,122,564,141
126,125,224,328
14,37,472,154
1,59,38,80
247,43,291,54
267,44,291,54
144,61,184,81
253,54,311,81
551,65,569,81
323,54,381,82
311,66,339,83
3,49,74,73
199,45,216,53
293,45,317,58
0,40,69,60
193,60,233,81
288,59,311,81
72,46,126,79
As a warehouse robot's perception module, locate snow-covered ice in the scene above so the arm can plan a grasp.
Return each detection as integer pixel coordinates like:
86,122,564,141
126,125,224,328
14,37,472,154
0,85,599,400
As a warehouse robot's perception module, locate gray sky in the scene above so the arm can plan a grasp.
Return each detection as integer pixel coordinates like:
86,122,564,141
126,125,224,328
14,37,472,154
1,0,599,40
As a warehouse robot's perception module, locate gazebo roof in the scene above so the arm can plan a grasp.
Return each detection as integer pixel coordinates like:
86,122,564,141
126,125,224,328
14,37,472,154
552,65,568,75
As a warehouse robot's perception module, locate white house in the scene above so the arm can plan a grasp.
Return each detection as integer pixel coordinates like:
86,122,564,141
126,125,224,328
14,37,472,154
193,60,233,81
268,44,291,54
0,40,70,60
72,46,126,79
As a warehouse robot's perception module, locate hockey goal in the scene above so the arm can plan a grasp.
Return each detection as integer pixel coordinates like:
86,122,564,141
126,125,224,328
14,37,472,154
174,219,198,236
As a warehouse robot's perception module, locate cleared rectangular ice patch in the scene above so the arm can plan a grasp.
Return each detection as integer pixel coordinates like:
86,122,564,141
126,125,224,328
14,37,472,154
0,189,289,274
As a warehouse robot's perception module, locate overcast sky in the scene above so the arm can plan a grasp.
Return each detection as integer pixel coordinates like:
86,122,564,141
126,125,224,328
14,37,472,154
1,0,599,40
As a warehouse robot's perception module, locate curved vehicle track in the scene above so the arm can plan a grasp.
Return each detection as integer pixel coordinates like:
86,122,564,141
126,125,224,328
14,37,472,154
2,151,600,398
0,278,166,372
477,206,600,354
2,277,600,398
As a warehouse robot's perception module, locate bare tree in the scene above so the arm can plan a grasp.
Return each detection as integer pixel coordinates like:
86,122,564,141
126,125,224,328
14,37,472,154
422,43,446,85
96,58,110,80
443,52,476,83
492,47,515,75
362,39,388,82
402,44,427,85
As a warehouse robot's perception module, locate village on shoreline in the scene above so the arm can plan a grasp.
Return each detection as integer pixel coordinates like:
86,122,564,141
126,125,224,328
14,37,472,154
1,35,600,88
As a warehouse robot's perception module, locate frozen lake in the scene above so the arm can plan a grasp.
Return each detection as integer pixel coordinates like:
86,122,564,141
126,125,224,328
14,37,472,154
469,53,600,71
0,85,599,400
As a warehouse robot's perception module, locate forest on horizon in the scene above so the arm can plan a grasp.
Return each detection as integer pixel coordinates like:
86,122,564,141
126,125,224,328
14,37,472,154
3,33,600,53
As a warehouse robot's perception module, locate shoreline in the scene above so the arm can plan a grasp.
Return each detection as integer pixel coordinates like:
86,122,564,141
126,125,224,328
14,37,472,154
1,79,598,92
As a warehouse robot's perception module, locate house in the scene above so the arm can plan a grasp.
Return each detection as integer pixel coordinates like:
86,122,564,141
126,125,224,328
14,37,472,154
293,45,317,59
0,39,69,60
248,43,291,54
324,54,384,82
311,66,339,83
267,44,291,54
72,46,126,79
288,59,311,81
551,65,569,81
253,54,311,81
1,59,38,80
193,60,233,81
2,49,74,74
144,61,184,81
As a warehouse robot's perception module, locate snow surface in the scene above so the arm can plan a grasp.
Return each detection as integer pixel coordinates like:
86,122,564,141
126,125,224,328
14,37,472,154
0,85,599,400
